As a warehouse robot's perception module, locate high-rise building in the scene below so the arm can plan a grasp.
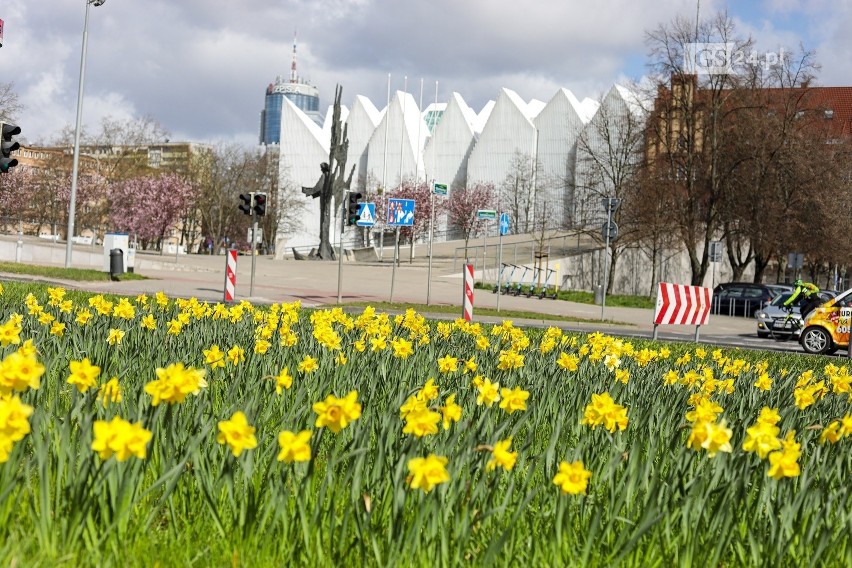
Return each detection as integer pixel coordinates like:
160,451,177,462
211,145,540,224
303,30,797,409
259,33,321,144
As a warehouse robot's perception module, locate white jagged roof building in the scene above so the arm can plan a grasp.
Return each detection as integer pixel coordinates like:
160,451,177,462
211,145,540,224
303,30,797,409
274,84,644,256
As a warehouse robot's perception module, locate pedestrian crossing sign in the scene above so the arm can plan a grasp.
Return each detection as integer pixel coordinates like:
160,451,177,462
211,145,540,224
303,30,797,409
357,202,376,227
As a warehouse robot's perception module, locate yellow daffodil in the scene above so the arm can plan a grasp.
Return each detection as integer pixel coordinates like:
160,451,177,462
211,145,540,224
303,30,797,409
91,416,152,462
277,430,312,463
67,358,101,393
553,460,592,495
217,411,258,457
499,386,529,414
313,391,362,433
407,454,450,493
487,438,517,471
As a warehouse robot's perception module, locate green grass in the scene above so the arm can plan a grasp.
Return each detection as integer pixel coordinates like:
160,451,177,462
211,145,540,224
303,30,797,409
0,281,850,567
339,301,634,326
474,282,656,309
0,261,147,282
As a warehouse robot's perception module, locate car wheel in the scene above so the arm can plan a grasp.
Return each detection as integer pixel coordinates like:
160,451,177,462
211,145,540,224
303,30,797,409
800,326,832,355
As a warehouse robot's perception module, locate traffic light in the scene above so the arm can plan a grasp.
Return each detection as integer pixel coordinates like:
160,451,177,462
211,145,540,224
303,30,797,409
347,191,362,226
1,122,21,174
239,193,252,215
253,192,267,216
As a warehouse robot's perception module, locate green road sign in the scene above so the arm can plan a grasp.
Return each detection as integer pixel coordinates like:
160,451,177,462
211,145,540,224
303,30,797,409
476,209,497,220
433,182,448,196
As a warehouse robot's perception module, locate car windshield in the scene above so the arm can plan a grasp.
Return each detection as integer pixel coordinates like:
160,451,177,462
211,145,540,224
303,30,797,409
769,292,794,307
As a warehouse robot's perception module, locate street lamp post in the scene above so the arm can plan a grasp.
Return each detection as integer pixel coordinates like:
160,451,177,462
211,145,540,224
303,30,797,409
66,0,106,268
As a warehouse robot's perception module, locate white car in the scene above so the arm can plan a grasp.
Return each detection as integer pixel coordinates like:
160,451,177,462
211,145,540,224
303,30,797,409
755,291,835,338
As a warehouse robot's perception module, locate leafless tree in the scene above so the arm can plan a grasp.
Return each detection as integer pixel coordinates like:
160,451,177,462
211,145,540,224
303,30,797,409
574,86,647,293
645,11,754,285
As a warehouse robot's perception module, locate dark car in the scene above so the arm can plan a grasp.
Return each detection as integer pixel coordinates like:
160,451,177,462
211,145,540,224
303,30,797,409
712,282,777,317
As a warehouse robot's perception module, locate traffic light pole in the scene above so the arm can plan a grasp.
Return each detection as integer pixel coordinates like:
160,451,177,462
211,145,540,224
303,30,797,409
250,212,258,297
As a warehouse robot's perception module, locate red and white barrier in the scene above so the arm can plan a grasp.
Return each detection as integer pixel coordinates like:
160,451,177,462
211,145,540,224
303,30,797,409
653,282,712,340
224,249,237,302
462,264,474,321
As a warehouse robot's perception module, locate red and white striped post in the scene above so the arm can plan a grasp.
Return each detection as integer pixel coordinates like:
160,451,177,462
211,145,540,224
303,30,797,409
224,249,237,302
652,282,712,341
462,263,474,321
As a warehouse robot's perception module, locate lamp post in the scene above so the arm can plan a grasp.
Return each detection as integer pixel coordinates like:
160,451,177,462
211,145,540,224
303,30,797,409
65,0,106,268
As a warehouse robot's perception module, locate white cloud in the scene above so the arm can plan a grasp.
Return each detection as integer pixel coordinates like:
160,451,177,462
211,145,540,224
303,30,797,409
0,0,847,145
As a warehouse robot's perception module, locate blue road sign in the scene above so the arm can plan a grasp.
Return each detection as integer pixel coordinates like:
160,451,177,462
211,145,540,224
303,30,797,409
387,198,415,226
356,202,376,227
499,212,510,236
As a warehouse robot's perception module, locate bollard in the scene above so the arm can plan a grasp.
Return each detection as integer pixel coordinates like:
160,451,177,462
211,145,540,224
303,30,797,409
108,248,124,281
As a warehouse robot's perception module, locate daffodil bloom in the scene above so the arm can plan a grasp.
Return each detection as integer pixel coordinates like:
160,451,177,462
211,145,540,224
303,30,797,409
313,391,362,433
499,386,529,414
0,319,22,347
107,329,125,346
216,411,258,457
440,394,462,430
402,408,442,437
400,394,428,419
254,339,271,354
687,419,733,457
140,314,156,330
437,355,459,374
47,286,66,305
767,432,801,479
37,311,55,326
75,309,93,326
407,454,450,493
557,352,579,371
91,416,152,461
497,350,525,371
166,319,183,336
581,392,629,433
391,337,414,359
487,438,517,471
144,363,207,406
463,357,478,374
49,322,65,337
275,367,293,394
742,422,781,458
277,430,312,463
113,298,136,320
0,351,45,394
227,345,245,366
97,377,123,408
0,395,33,461
420,378,439,401
203,345,226,369
553,460,592,495
614,369,630,384
820,421,841,445
298,355,318,374
476,379,501,407
67,358,101,393
603,354,621,371
335,352,347,366
757,407,781,425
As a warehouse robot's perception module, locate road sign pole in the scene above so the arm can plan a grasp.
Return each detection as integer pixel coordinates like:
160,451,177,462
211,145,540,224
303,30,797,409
390,226,399,302
427,189,435,305
497,210,503,312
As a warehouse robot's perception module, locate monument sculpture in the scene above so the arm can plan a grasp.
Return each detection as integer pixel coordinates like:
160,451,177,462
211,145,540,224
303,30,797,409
302,85,355,260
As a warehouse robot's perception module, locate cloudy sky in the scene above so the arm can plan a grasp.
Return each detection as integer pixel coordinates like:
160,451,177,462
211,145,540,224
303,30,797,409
1,0,849,147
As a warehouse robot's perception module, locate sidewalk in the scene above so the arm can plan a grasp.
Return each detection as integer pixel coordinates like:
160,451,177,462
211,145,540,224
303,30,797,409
0,250,758,341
